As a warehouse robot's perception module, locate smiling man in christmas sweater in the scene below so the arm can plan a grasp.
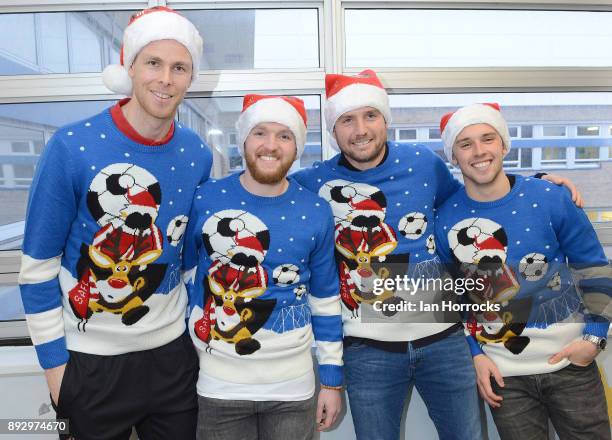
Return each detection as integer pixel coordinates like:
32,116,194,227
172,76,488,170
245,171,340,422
434,103,611,439
291,69,585,440
184,94,343,440
18,7,211,439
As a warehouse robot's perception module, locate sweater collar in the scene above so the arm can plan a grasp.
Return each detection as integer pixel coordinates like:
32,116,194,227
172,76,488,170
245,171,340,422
338,143,389,171
110,98,175,146
458,174,524,209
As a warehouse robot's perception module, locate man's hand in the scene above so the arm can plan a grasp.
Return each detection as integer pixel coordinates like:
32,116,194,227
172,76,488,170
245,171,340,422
473,354,504,408
45,363,67,407
541,174,584,208
316,388,342,431
548,339,599,367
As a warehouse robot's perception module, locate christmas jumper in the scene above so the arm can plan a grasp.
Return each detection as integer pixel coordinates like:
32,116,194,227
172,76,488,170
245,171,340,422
434,174,611,377
183,172,343,399
292,142,462,342
19,100,212,370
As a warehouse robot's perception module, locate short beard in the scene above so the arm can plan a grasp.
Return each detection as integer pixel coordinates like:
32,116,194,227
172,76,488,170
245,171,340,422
245,150,296,185
339,138,386,165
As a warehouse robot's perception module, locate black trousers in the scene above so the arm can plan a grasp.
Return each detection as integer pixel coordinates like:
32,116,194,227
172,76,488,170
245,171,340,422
51,332,198,440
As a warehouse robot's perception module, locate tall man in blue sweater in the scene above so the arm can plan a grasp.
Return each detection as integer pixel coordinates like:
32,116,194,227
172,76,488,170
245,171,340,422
292,70,584,440
184,94,343,440
18,7,211,439
435,103,610,439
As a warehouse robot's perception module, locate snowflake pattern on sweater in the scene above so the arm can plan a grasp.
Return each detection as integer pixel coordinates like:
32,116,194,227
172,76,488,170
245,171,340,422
292,142,462,342
434,175,611,376
19,105,212,369
184,173,343,395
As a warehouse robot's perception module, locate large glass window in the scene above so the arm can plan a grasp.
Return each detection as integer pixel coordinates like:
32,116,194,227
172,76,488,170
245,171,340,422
180,9,319,70
0,11,132,75
0,100,114,228
179,95,321,178
345,9,612,68
0,8,320,75
386,92,612,221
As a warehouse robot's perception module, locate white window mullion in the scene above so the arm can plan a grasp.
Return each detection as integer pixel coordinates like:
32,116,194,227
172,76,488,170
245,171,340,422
533,148,542,169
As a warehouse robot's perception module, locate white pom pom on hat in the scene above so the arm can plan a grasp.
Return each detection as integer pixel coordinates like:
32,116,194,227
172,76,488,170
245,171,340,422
102,64,133,97
440,103,511,162
102,6,203,96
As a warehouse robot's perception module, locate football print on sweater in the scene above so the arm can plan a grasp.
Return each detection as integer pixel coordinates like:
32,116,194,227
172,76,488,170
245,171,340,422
448,217,530,355
319,179,408,317
194,209,276,356
69,163,167,330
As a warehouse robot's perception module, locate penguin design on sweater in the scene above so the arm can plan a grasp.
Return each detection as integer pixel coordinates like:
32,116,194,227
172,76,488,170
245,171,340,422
319,180,408,317
449,217,530,354
194,210,276,355
69,163,167,329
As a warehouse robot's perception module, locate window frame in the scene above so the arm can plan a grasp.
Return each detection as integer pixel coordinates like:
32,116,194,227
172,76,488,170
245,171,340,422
2,0,612,337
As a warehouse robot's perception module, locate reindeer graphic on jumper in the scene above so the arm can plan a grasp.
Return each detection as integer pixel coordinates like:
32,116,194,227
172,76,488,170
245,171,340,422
194,209,277,355
68,163,167,330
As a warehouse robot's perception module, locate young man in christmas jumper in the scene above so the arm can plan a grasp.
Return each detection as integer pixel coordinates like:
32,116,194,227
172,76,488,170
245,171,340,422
291,69,584,440
435,103,611,440
184,94,343,440
18,7,211,439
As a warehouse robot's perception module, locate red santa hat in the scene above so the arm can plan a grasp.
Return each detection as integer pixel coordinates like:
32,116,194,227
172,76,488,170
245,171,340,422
102,6,203,96
236,94,307,158
127,188,157,210
324,69,392,151
349,198,383,213
440,103,511,162
234,232,265,259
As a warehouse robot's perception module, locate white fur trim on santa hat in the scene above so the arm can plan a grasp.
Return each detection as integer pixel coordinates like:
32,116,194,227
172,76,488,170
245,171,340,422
441,103,511,162
325,83,391,152
236,98,307,159
102,9,203,95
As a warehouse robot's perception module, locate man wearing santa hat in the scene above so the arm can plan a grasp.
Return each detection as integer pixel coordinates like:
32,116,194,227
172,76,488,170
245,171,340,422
184,94,343,439
292,70,583,439
19,7,211,439
435,103,610,439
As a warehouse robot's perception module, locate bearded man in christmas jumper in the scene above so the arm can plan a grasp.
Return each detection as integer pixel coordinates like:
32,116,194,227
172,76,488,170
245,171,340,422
183,94,343,440
435,103,611,440
291,69,584,440
18,7,211,439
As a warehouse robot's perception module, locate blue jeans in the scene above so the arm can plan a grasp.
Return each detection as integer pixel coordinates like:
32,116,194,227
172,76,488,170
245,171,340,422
344,329,483,440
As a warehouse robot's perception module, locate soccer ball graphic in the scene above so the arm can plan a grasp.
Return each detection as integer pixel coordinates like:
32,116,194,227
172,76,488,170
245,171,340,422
273,264,300,286
166,215,188,247
318,179,386,228
546,271,561,291
426,234,436,254
293,284,307,299
398,212,427,240
202,210,270,266
87,163,160,229
519,253,548,281
447,218,507,267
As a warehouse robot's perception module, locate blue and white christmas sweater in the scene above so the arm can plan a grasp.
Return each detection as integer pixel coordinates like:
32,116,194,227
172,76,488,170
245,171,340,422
19,105,212,369
435,174,611,376
183,172,343,399
292,142,462,342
